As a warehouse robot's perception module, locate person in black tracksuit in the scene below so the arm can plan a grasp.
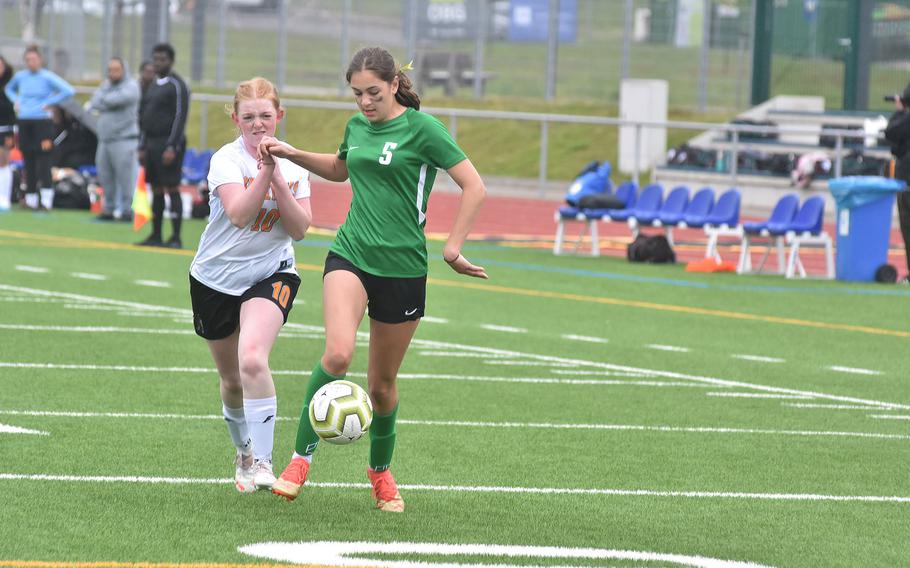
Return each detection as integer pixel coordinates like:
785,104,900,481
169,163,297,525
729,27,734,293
884,82,910,282
138,43,190,248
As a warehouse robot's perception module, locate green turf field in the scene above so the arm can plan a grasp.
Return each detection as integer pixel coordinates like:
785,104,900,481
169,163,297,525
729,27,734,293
1,209,909,567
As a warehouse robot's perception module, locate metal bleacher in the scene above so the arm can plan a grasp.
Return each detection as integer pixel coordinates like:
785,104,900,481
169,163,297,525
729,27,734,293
654,96,893,216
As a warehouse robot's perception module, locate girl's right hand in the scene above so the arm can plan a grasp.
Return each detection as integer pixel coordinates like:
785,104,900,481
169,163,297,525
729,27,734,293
258,137,294,161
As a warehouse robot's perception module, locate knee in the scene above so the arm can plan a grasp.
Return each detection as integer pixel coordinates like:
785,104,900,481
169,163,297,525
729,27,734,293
238,345,269,382
369,381,397,408
322,346,354,376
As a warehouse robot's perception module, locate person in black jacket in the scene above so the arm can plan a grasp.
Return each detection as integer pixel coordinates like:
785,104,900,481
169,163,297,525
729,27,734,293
138,43,190,248
884,82,910,282
0,55,14,210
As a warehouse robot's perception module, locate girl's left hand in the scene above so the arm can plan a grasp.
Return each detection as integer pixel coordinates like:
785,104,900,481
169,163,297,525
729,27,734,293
445,254,488,279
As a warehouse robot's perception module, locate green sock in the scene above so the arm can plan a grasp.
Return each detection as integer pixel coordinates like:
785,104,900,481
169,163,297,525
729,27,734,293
369,403,399,472
294,362,343,456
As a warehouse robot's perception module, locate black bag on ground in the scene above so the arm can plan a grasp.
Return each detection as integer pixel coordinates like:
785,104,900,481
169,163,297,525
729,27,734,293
578,193,625,210
53,172,91,209
627,235,676,264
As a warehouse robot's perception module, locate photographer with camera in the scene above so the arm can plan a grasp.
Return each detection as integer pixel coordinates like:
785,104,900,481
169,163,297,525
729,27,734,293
884,83,910,282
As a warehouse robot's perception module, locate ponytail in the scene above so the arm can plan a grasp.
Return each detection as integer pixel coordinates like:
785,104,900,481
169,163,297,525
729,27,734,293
395,70,420,110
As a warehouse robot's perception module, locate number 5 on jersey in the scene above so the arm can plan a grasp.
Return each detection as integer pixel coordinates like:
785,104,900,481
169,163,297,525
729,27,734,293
379,142,398,165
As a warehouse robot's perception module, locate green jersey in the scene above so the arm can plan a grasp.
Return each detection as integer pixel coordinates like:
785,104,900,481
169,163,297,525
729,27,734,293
331,107,466,277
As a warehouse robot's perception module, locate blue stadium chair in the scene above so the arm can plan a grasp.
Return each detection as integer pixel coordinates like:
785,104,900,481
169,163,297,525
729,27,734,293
680,187,715,229
783,195,833,279
611,183,661,222
553,180,637,257
703,188,742,261
645,185,690,245
737,193,799,274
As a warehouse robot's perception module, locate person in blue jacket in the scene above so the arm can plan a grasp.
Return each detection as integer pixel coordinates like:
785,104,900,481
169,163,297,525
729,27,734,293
3,45,75,210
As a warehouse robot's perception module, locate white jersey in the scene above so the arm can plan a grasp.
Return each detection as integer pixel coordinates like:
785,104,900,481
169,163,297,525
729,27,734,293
190,137,311,295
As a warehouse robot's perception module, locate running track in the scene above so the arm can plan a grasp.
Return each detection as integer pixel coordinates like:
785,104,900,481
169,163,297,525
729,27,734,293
310,180,908,278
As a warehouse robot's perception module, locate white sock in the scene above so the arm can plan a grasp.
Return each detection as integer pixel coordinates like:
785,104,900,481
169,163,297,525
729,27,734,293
0,166,11,209
25,193,39,209
39,188,54,209
292,452,313,463
222,404,252,455
244,396,277,463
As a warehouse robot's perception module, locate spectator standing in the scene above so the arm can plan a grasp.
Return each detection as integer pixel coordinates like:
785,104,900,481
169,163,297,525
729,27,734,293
138,43,190,248
3,45,75,210
884,81,910,283
0,55,14,211
138,60,156,96
87,57,140,221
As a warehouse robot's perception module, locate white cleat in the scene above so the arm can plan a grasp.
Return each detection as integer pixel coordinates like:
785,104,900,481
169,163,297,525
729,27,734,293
253,459,276,490
234,451,257,493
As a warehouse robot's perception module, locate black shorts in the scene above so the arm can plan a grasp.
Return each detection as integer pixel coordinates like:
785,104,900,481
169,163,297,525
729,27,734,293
16,119,53,153
324,251,426,324
190,272,301,340
144,137,186,187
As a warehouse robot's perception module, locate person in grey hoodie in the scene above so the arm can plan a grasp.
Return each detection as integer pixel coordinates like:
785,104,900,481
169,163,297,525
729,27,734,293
87,57,140,221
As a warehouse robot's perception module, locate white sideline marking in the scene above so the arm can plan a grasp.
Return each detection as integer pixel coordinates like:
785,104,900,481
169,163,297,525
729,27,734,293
14,265,49,273
783,403,885,411
480,324,527,333
0,423,49,435
562,334,609,344
732,354,785,363
550,369,654,377
238,540,774,568
420,316,449,324
70,272,107,281
2,409,907,441
418,351,512,358
828,366,882,376
0,324,196,335
482,360,579,368
707,392,814,400
1,472,908,504
0,362,712,387
869,415,910,421
2,284,908,411
134,279,172,288
646,344,691,353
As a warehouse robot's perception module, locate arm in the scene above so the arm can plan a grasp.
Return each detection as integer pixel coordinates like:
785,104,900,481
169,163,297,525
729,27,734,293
44,72,76,107
4,74,19,105
268,165,312,241
259,137,348,182
98,81,140,111
884,110,910,150
442,158,487,279
165,78,189,149
87,83,109,111
217,163,276,229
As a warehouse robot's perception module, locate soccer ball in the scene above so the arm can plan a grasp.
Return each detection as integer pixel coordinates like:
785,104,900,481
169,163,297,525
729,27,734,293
309,380,373,445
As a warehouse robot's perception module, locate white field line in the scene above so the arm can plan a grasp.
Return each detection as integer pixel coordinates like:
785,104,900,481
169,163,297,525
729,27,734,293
420,316,449,324
482,360,579,368
731,354,785,363
1,284,907,411
0,362,714,388
561,334,609,344
0,324,197,335
0,423,49,435
70,272,107,280
783,403,889,411
2,409,908,441
550,369,655,377
133,279,172,288
14,265,49,273
869,415,910,421
1,472,908,503
480,324,528,333
828,366,882,376
646,344,691,353
418,351,513,358
707,392,814,400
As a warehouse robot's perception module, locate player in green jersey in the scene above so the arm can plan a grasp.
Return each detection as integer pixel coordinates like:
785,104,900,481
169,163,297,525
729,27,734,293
261,46,487,512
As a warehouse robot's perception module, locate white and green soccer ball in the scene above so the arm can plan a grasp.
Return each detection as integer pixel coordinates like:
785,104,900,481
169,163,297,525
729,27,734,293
308,380,373,445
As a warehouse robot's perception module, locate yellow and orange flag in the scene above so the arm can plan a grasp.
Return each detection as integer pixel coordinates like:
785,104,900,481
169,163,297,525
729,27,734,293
132,167,151,232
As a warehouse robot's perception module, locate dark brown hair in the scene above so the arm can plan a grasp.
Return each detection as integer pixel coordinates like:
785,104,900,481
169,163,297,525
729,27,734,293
345,46,420,110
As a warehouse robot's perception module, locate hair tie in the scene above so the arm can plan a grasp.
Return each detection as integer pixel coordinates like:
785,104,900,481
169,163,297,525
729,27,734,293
399,60,414,73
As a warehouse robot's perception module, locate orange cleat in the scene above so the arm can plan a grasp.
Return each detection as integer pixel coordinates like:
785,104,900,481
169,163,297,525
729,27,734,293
367,467,405,513
271,456,310,501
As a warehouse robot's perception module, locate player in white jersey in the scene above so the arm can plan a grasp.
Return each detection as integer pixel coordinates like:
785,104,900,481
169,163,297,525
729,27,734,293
189,77,312,493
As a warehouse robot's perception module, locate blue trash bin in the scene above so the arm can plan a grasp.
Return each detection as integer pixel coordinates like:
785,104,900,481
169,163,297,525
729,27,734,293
828,176,907,282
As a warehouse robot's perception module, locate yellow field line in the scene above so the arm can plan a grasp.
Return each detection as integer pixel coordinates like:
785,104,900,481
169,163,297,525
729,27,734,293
3,228,908,338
